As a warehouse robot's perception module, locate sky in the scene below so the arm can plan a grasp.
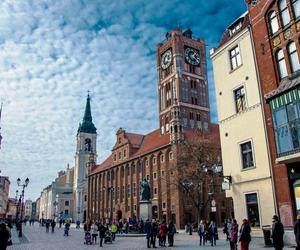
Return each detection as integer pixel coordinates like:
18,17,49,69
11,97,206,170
0,0,246,200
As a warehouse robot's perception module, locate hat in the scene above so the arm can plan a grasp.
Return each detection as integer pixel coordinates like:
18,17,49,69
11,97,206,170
272,215,279,220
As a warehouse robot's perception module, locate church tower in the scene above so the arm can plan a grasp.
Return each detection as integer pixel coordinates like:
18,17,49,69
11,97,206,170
74,93,97,222
156,29,210,142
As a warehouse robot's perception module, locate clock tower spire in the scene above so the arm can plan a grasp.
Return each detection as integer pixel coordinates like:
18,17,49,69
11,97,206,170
156,28,210,142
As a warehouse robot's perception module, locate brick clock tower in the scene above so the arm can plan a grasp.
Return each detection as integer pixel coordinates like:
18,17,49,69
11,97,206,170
157,28,210,142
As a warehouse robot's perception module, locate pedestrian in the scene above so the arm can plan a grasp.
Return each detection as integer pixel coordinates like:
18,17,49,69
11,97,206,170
0,223,10,250
64,221,70,236
111,221,118,241
91,221,98,244
208,221,218,246
98,223,107,247
167,221,176,247
76,220,80,229
271,215,284,250
159,220,167,247
150,219,158,248
198,220,206,246
45,219,50,233
118,219,123,234
223,219,228,240
294,215,300,250
145,219,151,248
51,219,56,233
59,219,63,228
230,219,238,250
239,219,251,250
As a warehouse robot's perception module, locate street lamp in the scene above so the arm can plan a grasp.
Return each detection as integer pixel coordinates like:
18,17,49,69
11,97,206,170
16,177,29,237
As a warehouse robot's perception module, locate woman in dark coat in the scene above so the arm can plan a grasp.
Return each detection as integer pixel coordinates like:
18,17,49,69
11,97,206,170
295,215,300,250
271,215,284,250
239,219,251,250
0,223,10,250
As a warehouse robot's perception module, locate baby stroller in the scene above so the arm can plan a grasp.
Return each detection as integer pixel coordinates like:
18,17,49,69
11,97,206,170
84,231,92,245
104,230,112,244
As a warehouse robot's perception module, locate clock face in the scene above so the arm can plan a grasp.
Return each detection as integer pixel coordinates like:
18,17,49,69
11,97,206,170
161,49,172,69
185,47,200,66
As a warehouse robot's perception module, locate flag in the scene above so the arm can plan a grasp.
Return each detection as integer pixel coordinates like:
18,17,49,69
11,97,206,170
0,102,2,149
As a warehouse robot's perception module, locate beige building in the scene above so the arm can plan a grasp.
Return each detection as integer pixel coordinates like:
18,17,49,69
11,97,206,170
24,199,32,219
0,176,10,218
38,166,75,221
211,12,276,230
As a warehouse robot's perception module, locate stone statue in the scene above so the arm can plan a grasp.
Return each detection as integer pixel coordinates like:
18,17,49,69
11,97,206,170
140,178,151,201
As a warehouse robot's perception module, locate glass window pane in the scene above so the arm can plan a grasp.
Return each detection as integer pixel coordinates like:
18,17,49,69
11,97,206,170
245,193,260,227
269,11,279,34
273,108,288,127
282,9,291,26
279,0,287,9
293,0,300,18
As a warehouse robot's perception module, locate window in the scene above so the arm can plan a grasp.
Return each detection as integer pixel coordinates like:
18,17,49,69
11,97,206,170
84,195,87,202
114,154,116,161
199,81,207,107
292,0,300,18
269,11,279,35
133,183,136,197
229,45,241,70
182,78,189,102
146,174,150,180
163,202,166,209
234,87,246,113
169,151,173,160
288,42,300,73
160,154,164,162
279,0,290,27
189,112,194,120
84,138,92,152
245,193,260,227
154,188,158,195
134,205,137,211
65,201,69,206
127,184,131,197
230,22,242,36
153,172,157,179
119,152,121,159
240,141,254,169
161,171,165,176
64,209,69,214
145,160,149,167
123,149,126,157
276,49,288,79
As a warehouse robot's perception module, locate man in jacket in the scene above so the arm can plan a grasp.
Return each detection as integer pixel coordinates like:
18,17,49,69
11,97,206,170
144,219,151,248
271,215,284,250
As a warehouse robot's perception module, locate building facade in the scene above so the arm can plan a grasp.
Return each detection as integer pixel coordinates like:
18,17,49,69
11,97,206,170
0,176,10,218
24,199,32,220
87,29,232,228
6,198,17,220
211,12,277,231
246,0,300,234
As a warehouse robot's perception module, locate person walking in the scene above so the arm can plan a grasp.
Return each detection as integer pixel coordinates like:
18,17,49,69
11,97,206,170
144,219,151,248
198,220,206,246
45,219,50,233
98,223,107,247
294,215,300,250
230,219,238,250
150,219,158,248
91,221,98,244
159,220,167,247
239,219,251,250
64,221,70,236
271,215,284,250
0,223,10,250
50,219,56,233
208,221,218,246
167,221,176,247
111,221,118,241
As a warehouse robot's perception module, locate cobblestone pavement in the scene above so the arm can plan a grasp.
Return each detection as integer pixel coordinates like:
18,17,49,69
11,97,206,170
7,224,271,250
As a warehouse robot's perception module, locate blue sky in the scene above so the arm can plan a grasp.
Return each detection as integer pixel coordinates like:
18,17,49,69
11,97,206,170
0,0,246,200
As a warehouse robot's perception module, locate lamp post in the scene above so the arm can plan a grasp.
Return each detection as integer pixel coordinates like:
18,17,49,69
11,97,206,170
16,177,29,237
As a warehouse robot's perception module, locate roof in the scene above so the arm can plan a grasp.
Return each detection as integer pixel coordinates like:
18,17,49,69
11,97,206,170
91,124,220,175
217,12,250,49
78,94,97,134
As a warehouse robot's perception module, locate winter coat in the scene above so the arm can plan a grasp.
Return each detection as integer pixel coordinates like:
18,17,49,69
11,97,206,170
239,223,251,242
144,221,151,237
98,225,107,238
272,221,284,248
159,223,168,237
294,220,300,245
150,222,158,237
167,223,176,236
230,222,238,243
0,225,10,248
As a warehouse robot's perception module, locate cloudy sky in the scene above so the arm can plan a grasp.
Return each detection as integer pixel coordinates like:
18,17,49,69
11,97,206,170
0,0,246,200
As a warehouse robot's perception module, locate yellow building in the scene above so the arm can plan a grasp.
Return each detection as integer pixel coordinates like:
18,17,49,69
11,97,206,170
211,12,276,232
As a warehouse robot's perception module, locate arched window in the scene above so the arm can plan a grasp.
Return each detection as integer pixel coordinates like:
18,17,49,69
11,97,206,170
288,42,300,73
279,0,291,27
292,0,300,19
84,138,91,152
269,11,279,35
276,49,288,79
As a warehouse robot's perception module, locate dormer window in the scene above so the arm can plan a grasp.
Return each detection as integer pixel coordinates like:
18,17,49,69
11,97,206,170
230,22,242,36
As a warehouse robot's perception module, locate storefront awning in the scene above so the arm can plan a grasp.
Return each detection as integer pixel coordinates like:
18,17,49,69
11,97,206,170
269,87,300,111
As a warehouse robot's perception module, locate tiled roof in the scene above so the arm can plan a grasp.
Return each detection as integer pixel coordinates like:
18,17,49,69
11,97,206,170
217,12,249,49
90,124,220,176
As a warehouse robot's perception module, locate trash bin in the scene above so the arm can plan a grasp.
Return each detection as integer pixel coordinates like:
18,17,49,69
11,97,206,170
262,225,273,247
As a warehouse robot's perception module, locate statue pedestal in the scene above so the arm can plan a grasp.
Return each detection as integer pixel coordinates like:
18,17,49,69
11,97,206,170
139,200,152,221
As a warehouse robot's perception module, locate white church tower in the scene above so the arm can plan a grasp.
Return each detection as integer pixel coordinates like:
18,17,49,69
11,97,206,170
73,93,97,222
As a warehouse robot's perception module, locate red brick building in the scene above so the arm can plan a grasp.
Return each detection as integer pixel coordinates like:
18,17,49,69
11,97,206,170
247,0,300,229
87,29,232,228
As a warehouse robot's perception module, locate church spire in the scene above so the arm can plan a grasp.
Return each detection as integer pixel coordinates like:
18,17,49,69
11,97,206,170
77,93,97,134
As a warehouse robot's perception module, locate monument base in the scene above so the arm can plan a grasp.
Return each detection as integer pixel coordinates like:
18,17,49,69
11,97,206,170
139,200,152,221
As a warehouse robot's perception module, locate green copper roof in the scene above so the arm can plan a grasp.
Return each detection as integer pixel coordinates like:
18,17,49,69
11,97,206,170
78,94,97,134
